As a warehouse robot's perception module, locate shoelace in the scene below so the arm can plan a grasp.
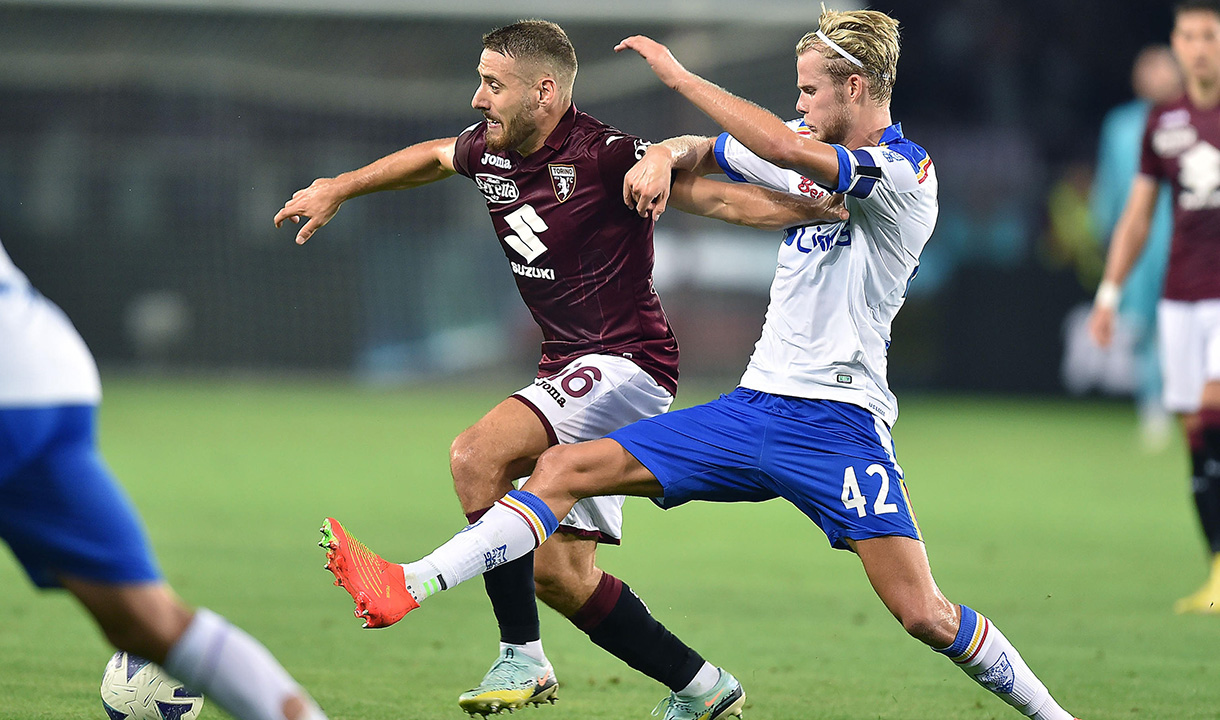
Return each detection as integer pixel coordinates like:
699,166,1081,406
651,693,694,719
482,657,536,690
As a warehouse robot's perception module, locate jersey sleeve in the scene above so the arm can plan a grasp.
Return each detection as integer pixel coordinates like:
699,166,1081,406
451,122,482,178
597,132,651,192
712,129,802,193
844,144,930,198
1138,110,1163,180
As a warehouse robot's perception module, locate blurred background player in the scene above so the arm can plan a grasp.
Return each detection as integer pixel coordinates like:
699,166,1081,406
1090,45,1183,450
329,9,1079,720
0,238,329,720
1090,0,1220,614
276,19,843,717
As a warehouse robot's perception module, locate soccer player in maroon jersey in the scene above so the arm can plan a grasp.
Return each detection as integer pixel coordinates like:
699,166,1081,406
274,19,843,716
1090,0,1220,614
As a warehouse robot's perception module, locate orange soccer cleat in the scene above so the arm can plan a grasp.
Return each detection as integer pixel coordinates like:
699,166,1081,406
319,517,419,628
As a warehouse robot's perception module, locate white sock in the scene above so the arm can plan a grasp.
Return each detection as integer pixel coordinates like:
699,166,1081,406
937,605,1073,720
676,662,720,698
413,490,559,590
502,640,548,665
398,559,444,602
164,608,327,720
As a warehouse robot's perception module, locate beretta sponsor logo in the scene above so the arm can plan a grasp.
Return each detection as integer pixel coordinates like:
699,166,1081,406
474,173,520,204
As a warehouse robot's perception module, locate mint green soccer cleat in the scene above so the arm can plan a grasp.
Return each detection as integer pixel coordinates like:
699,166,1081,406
457,647,558,716
652,669,745,720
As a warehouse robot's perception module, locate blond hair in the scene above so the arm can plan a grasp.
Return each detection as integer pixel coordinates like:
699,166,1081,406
796,7,901,105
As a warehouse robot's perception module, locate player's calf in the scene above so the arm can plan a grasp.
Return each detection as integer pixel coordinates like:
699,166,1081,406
890,594,958,648
63,578,193,665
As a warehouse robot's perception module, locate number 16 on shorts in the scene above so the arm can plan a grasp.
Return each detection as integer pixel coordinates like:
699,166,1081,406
511,354,674,447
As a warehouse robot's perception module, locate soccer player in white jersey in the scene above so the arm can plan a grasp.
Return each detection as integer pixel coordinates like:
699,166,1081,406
0,240,329,720
357,9,1081,720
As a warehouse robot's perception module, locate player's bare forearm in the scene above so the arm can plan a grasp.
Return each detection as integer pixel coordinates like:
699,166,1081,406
275,137,457,244
1089,175,1157,347
670,172,848,230
673,74,840,185
1100,175,1158,286
656,135,718,175
341,137,458,195
617,35,839,186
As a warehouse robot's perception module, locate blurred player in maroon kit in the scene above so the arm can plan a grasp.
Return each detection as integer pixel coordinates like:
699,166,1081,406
275,19,843,716
1091,0,1220,614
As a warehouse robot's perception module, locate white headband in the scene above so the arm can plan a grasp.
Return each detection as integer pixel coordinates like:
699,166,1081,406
815,30,864,69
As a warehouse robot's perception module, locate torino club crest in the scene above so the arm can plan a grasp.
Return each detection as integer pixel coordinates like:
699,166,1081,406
549,164,576,202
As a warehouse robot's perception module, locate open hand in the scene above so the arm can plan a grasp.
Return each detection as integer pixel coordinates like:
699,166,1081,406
614,35,689,90
273,178,346,245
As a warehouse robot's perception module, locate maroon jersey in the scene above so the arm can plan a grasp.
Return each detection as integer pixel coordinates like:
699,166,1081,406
452,104,678,393
1140,97,1220,300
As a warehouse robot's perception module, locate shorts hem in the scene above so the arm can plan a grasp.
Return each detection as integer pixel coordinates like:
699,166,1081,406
831,529,924,551
26,566,162,590
555,525,621,545
510,394,558,447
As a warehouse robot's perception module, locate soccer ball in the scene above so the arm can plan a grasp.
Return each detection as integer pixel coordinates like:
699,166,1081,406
100,651,205,720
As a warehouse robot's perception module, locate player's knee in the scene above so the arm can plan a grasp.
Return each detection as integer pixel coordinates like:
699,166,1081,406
530,445,589,497
449,430,482,481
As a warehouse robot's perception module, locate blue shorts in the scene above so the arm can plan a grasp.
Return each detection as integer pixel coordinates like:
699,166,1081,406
0,405,161,588
608,388,922,550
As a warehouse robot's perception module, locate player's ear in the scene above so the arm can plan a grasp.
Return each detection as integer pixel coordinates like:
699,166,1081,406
847,74,867,104
537,77,557,107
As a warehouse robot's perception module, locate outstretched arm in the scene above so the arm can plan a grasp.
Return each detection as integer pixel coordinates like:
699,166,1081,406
274,137,458,245
616,35,839,188
1088,174,1158,347
669,171,848,231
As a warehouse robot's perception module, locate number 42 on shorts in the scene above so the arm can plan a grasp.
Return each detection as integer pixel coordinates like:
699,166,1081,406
841,464,899,517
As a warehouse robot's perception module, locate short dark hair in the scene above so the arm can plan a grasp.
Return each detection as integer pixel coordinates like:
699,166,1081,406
482,20,578,95
1176,0,1220,19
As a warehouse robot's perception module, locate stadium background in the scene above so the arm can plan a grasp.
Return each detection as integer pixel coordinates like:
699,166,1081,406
5,3,1220,720
0,0,1174,394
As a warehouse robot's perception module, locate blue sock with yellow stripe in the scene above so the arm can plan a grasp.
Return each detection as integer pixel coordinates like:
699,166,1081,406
414,490,559,593
935,605,1073,720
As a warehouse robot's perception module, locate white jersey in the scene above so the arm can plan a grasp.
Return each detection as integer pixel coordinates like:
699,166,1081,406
0,240,101,406
713,120,938,426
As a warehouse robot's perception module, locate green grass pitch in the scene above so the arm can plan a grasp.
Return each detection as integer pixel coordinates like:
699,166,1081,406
1,378,1218,719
